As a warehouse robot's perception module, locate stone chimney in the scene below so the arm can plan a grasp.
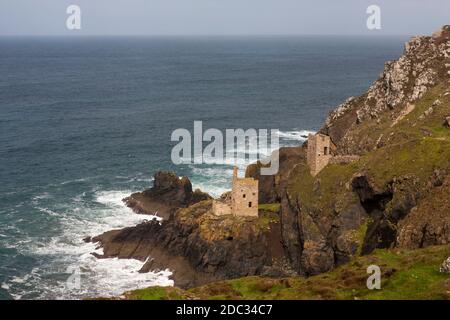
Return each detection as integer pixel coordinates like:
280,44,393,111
233,166,238,179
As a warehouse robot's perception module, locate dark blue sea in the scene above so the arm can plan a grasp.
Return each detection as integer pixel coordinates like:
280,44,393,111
0,36,407,299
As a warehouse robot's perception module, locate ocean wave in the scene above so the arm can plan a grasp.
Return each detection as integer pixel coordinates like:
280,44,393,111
186,128,312,197
189,166,234,177
115,173,154,184
59,178,89,186
3,127,312,299
35,207,61,217
192,182,229,198
277,129,315,141
95,190,135,208
32,192,52,201
2,189,172,299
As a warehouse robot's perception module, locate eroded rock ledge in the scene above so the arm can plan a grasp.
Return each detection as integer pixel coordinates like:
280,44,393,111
90,199,290,289
123,171,211,220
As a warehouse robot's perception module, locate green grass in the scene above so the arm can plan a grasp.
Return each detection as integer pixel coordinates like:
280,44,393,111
257,211,280,230
364,137,450,188
258,203,281,212
124,286,186,300
287,160,360,216
122,245,450,300
286,82,450,218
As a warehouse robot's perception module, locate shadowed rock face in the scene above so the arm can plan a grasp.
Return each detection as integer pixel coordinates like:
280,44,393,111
246,146,305,204
396,174,450,249
279,185,365,276
123,171,211,220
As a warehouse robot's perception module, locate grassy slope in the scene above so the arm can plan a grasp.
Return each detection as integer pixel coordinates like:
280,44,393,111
124,245,450,300
288,82,450,219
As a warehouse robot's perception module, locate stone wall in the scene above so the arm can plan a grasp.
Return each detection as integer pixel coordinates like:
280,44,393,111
231,178,259,217
307,133,331,176
212,168,259,217
212,200,232,216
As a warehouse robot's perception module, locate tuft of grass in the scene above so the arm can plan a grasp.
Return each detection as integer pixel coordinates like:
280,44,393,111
287,160,360,216
364,137,450,188
258,203,281,212
123,286,187,300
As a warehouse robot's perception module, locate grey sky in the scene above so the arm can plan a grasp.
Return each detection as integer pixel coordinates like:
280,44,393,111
0,0,449,36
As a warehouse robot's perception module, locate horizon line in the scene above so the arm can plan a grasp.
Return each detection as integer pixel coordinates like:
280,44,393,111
0,33,414,38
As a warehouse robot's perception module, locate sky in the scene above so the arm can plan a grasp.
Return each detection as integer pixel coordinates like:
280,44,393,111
0,0,449,36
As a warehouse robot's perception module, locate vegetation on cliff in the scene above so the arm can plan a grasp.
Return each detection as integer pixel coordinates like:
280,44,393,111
122,245,450,300
92,26,450,299
247,26,450,277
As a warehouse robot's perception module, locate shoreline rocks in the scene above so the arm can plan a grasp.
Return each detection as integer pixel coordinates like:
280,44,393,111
123,171,211,220
89,201,289,289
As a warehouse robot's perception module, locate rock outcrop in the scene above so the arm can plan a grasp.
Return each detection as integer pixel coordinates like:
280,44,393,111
90,201,288,288
322,25,450,154
440,257,450,274
123,171,211,220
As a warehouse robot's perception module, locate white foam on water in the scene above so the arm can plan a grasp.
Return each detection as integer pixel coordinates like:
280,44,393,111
187,129,312,197
2,128,311,299
59,177,90,185
32,192,52,201
277,129,315,141
95,190,133,208
2,188,173,300
36,207,61,217
190,166,234,177
193,182,229,198
63,250,173,299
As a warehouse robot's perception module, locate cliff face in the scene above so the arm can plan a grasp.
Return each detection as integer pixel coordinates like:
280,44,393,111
91,201,289,288
322,25,450,154
92,26,450,290
242,26,450,278
273,26,450,276
245,146,305,203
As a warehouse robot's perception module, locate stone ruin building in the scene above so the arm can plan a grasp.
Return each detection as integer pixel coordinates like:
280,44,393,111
307,133,359,176
212,167,259,217
307,133,332,176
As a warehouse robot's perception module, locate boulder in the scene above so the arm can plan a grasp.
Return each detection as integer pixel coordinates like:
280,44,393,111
440,257,450,274
123,171,211,219
444,116,450,127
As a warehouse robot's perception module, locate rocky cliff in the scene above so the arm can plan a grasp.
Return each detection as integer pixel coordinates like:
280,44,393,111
249,25,450,276
91,26,450,291
322,25,450,154
91,200,289,288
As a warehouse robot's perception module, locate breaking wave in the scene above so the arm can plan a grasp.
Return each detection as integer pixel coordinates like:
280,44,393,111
1,188,172,300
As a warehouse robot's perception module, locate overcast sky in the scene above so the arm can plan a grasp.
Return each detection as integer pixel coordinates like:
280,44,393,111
0,0,449,36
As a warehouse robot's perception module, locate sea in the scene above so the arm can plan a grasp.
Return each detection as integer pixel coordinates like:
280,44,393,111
0,35,408,299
